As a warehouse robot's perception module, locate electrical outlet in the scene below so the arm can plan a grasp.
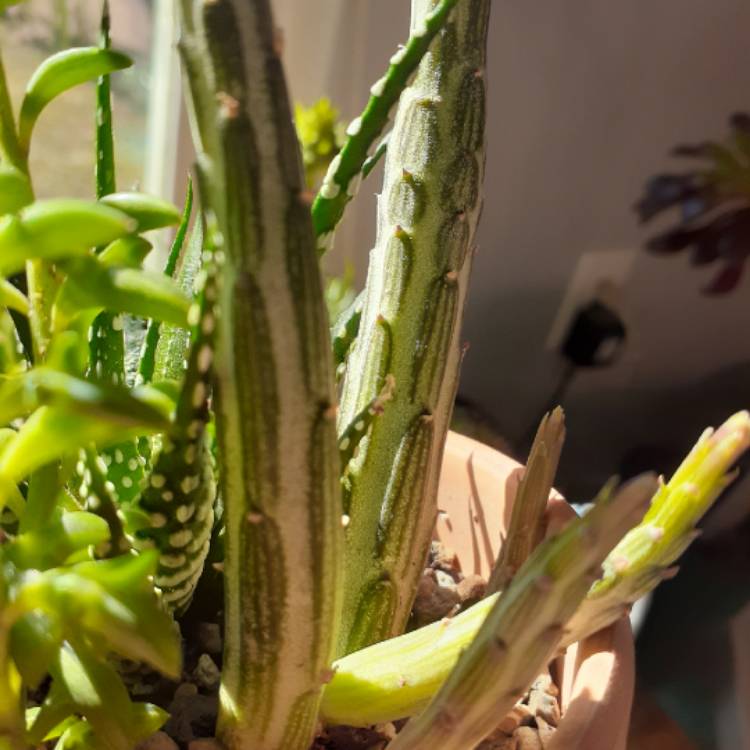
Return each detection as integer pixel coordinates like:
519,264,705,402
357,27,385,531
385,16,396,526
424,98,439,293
545,249,636,351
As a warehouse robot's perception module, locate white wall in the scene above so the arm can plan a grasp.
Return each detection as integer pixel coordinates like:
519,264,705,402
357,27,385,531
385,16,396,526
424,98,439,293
274,0,750,495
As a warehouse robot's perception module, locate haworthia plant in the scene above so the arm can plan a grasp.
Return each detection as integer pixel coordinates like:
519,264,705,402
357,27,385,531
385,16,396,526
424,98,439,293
178,2,342,749
336,0,491,654
136,257,218,615
90,3,148,508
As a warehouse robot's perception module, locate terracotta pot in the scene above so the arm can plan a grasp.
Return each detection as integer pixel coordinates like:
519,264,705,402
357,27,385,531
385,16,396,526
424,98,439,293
434,431,634,750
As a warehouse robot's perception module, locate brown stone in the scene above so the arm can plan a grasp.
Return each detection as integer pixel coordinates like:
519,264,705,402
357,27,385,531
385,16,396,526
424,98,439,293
187,740,224,750
514,727,544,750
497,703,533,735
136,732,179,750
456,573,487,604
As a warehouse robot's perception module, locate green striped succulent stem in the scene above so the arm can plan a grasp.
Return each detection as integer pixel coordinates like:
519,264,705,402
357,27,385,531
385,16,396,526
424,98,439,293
320,412,750,727
488,407,566,593
311,0,459,255
336,0,491,655
386,475,656,750
178,2,342,749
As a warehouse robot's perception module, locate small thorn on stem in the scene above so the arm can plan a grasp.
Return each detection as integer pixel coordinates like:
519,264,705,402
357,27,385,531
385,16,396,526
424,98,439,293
216,91,240,119
612,555,630,573
319,667,337,685
647,525,664,542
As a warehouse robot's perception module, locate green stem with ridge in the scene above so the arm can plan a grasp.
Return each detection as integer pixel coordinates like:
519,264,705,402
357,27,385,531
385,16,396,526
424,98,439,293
310,0,459,255
336,0,491,655
178,2,342,749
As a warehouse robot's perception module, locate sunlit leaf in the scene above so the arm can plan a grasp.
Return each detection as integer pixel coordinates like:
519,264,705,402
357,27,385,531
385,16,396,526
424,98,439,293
100,192,181,232
18,48,132,153
98,236,152,269
0,165,33,215
0,200,134,275
54,257,190,329
10,612,63,687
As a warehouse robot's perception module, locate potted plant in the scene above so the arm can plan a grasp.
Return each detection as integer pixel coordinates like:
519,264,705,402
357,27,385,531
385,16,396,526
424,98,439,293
0,1,747,749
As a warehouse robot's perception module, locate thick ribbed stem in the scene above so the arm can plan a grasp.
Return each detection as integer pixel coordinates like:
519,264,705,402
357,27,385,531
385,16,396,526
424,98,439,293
336,0,491,654
178,2,342,749
387,475,656,750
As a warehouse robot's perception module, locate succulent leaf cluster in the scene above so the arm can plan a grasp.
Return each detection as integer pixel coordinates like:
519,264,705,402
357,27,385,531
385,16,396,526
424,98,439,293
637,112,750,293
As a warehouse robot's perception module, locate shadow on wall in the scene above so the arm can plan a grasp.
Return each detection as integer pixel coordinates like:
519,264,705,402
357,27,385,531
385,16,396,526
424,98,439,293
459,0,750,462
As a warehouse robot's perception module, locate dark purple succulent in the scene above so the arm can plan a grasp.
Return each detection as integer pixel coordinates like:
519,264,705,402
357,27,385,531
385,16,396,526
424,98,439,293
636,113,750,294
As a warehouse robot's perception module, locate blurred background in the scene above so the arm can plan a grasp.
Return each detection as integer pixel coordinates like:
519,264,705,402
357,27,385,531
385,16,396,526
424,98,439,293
2,1,749,747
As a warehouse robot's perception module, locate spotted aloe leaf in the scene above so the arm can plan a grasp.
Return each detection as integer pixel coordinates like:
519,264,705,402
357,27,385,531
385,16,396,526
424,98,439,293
86,6,146,507
149,211,204,386
138,178,194,386
136,258,218,615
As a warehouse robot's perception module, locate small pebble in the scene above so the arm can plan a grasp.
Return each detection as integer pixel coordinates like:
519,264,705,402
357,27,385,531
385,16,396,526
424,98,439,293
457,574,486,604
136,732,179,750
187,739,224,750
434,569,458,590
514,727,544,750
174,682,199,699
193,653,221,690
166,684,218,744
411,569,460,626
497,703,533,735
429,541,459,572
197,622,222,655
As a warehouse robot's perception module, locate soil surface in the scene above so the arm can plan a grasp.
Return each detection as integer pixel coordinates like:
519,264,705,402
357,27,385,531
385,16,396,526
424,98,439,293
133,541,561,750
